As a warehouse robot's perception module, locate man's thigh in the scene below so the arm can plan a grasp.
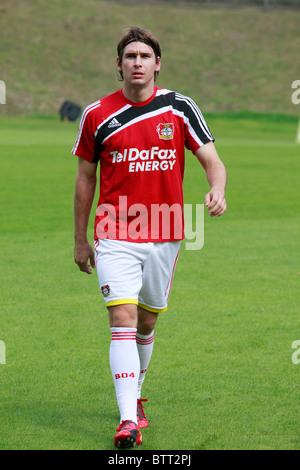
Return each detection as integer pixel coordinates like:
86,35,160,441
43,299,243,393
95,239,147,308
138,241,181,313
94,239,181,313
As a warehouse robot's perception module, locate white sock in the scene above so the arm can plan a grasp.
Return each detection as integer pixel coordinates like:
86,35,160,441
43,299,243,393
136,331,154,399
109,327,140,424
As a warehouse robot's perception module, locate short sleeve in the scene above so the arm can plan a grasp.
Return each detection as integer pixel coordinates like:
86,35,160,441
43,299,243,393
174,93,214,154
71,101,101,163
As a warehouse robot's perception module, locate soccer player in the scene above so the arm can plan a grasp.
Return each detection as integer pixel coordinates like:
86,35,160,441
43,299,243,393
72,27,227,448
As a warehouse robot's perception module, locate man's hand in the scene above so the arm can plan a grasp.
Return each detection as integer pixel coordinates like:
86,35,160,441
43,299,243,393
74,241,96,274
205,189,227,217
195,142,227,218
73,157,97,274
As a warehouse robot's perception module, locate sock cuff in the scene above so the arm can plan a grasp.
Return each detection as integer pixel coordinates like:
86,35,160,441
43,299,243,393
136,331,154,345
110,327,137,341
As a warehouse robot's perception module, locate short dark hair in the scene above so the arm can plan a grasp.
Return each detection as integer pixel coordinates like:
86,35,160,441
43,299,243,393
117,26,161,81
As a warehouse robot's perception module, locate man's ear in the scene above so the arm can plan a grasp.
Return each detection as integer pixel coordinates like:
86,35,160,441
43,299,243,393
116,57,122,72
155,56,161,73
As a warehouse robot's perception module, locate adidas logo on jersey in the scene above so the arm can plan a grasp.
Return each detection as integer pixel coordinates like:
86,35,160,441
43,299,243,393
108,118,122,128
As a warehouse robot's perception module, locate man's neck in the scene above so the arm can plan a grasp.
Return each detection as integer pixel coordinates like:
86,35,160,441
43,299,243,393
122,84,155,103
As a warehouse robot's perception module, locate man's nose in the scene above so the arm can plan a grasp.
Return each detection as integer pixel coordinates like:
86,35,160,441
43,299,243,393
134,55,142,66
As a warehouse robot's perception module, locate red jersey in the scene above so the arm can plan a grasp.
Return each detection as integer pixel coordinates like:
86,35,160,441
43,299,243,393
72,87,214,242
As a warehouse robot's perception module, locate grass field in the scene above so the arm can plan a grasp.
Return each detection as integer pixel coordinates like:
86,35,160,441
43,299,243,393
0,112,299,450
1,0,299,116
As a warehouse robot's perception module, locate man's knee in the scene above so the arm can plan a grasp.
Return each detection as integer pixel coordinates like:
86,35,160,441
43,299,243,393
108,304,138,328
137,307,158,335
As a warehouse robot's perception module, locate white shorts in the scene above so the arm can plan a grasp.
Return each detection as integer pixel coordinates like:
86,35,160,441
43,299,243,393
94,239,181,313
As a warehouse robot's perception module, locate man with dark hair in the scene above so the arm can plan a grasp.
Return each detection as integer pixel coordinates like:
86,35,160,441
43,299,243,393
72,26,227,448
117,26,161,82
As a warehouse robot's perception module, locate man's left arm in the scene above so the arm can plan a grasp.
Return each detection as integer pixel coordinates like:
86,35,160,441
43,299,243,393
195,141,227,217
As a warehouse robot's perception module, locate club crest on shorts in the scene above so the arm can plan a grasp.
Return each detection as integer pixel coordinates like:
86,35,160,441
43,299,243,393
157,123,175,140
101,284,110,297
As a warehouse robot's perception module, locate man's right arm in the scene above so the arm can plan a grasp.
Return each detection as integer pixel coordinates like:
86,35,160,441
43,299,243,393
74,157,98,274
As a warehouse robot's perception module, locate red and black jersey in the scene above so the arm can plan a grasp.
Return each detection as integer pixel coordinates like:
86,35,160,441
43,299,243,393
72,87,214,242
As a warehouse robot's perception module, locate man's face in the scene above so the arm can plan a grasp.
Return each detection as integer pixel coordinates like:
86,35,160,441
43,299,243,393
117,41,161,89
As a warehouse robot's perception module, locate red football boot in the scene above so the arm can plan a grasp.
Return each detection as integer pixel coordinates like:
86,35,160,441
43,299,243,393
137,398,149,428
113,420,143,448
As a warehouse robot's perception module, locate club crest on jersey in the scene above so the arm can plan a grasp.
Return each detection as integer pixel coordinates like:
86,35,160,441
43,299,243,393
157,123,175,140
101,285,110,297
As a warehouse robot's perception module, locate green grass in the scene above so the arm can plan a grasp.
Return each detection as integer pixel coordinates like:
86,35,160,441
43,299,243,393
0,0,299,116
0,112,299,450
